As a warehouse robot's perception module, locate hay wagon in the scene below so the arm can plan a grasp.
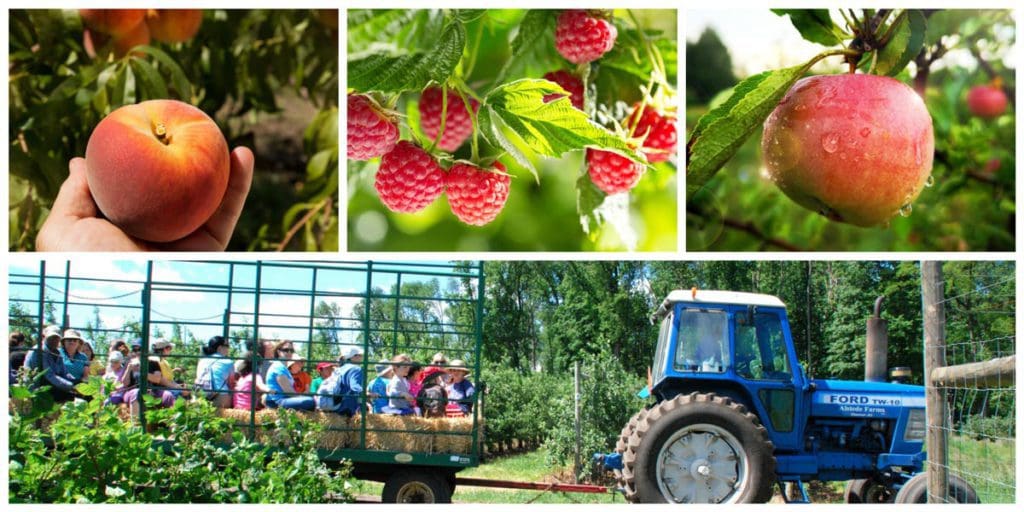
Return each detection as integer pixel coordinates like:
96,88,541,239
12,260,564,503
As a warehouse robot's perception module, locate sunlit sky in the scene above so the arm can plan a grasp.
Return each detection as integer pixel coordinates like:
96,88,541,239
687,9,1018,79
8,260,472,353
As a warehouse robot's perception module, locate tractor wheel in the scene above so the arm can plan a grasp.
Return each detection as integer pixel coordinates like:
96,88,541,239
623,392,776,503
382,470,452,503
615,408,648,502
845,478,896,503
893,472,980,503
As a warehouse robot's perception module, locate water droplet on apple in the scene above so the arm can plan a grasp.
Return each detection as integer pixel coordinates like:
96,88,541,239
925,175,935,187
859,127,871,137
815,86,837,108
821,133,840,153
899,204,913,217
795,104,806,112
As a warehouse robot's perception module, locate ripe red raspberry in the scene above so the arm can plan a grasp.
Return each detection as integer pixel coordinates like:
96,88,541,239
587,149,644,195
627,103,677,163
543,70,584,109
375,141,444,213
419,87,479,152
446,162,511,226
555,10,617,64
347,94,398,160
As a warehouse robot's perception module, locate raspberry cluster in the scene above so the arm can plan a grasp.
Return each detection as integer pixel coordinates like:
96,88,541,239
555,10,618,64
419,87,480,152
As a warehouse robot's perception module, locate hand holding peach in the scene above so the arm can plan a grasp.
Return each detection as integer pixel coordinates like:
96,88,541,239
36,100,254,251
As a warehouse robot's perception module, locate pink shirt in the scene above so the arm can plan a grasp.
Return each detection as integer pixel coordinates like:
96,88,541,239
234,373,265,410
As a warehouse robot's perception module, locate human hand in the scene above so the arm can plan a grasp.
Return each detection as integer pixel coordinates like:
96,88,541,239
36,147,254,251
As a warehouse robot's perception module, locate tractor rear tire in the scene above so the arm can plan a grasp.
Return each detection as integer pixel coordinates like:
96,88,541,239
382,470,452,503
615,408,648,502
845,478,896,503
624,392,776,503
893,472,980,503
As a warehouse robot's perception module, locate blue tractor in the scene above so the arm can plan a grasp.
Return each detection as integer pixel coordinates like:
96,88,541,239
605,289,980,504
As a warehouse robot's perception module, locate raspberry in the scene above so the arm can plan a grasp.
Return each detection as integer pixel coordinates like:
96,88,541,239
446,162,511,226
555,10,617,64
627,103,677,163
543,70,584,110
347,94,398,160
375,141,444,213
419,87,479,152
587,149,644,195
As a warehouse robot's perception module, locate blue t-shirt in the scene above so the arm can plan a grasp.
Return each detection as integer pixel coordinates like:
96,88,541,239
196,353,235,392
369,376,389,413
60,348,89,382
265,361,293,402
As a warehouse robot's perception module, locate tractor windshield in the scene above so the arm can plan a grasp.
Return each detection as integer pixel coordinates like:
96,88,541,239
735,312,791,381
674,309,729,373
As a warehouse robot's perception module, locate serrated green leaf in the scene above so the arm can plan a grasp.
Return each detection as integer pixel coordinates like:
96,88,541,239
875,10,927,77
497,10,557,82
480,79,643,173
454,10,487,23
347,10,419,50
348,20,466,93
687,58,823,196
772,9,843,46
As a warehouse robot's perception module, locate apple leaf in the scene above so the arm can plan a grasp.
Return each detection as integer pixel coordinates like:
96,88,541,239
348,18,466,93
772,9,844,47
686,60,818,196
875,10,927,77
479,78,643,179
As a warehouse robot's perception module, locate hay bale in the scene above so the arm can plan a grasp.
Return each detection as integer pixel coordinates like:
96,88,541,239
431,417,478,454
354,414,435,452
215,408,354,449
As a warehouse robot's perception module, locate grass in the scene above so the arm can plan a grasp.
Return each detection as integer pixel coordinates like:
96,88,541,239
352,448,625,504
947,435,1015,503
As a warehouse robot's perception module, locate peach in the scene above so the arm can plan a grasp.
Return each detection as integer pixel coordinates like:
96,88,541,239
146,9,203,43
85,100,230,242
967,85,1008,119
79,9,146,37
84,21,150,59
761,74,934,227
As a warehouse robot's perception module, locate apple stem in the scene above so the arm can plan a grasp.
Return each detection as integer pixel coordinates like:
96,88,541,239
153,123,171,145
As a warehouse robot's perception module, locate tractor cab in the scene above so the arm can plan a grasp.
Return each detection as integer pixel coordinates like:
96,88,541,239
650,289,809,450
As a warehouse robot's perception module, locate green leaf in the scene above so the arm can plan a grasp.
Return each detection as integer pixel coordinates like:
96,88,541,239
347,10,419,50
348,19,466,93
874,10,927,77
479,79,643,178
687,56,825,195
772,9,843,46
129,58,169,100
497,10,557,82
133,45,191,101
10,386,32,400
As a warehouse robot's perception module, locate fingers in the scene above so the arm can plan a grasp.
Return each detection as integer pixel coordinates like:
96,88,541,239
50,158,98,220
163,146,254,251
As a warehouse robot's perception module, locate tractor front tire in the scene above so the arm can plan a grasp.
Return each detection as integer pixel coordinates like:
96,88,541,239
615,408,648,502
845,478,896,503
382,470,452,503
624,392,776,503
893,472,980,503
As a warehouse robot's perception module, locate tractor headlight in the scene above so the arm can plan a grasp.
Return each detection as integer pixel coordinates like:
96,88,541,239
904,409,926,441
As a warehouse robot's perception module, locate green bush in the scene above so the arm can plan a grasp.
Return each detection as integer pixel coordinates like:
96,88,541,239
9,377,354,503
482,363,567,451
961,414,1015,441
541,351,647,479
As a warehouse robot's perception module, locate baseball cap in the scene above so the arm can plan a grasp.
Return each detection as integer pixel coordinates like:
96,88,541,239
62,329,83,341
42,325,62,340
316,362,335,372
108,351,125,363
151,338,173,350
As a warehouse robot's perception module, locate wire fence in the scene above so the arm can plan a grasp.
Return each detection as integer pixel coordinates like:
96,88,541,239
923,262,1015,503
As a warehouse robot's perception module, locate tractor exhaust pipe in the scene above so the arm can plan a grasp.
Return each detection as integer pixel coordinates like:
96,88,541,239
865,295,888,382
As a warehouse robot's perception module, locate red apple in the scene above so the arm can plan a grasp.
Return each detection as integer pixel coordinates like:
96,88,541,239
967,85,1008,119
761,74,934,227
85,100,230,242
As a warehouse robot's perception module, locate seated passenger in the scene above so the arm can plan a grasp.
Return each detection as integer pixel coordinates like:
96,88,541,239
233,355,270,410
194,336,236,408
122,357,177,418
417,366,449,418
382,354,416,415
445,360,475,414
316,347,366,416
264,351,315,411
368,363,393,414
